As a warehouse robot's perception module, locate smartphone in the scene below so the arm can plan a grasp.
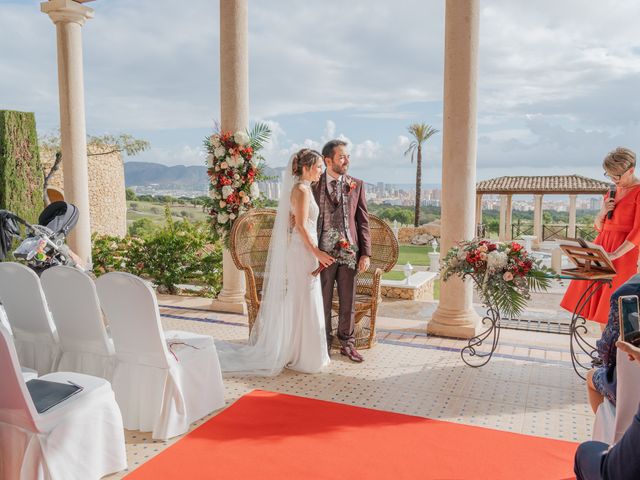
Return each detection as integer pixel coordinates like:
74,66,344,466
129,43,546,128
618,295,640,347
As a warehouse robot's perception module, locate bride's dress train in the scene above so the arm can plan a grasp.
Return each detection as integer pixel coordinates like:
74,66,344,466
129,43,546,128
215,176,329,376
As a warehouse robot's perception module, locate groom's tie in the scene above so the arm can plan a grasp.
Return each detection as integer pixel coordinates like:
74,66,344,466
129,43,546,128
329,179,340,205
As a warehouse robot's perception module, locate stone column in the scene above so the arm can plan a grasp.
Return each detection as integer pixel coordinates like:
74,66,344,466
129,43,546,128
533,194,544,245
505,194,513,241
568,194,577,238
499,194,508,241
41,0,94,266
475,193,483,234
429,0,480,339
212,0,248,314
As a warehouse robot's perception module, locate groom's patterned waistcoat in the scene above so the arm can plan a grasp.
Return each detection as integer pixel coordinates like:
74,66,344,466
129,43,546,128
319,179,352,256
314,173,372,260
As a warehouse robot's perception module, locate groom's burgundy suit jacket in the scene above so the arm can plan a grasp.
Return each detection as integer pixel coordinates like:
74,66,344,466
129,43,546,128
312,173,371,258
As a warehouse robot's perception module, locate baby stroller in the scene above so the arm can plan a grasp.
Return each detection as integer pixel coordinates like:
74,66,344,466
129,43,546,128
0,201,80,275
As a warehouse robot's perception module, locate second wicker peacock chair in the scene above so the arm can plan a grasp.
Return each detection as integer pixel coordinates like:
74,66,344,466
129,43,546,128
330,214,399,349
228,208,277,333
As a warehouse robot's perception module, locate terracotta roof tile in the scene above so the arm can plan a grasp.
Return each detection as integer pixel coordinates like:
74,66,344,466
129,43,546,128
476,175,610,194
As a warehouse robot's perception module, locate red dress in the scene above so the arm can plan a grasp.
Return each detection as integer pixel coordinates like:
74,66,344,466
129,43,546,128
560,185,640,324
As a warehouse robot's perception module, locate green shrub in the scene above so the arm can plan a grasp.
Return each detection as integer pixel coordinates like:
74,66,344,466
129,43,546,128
128,217,157,237
93,211,222,296
0,110,44,223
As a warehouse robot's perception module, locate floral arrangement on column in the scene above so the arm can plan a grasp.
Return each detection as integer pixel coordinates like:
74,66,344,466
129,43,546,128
205,123,271,247
441,239,555,318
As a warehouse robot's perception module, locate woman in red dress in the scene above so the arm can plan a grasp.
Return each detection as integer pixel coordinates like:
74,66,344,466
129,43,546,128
560,147,640,325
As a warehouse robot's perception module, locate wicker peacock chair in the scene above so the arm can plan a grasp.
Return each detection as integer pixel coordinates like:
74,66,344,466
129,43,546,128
228,208,277,333
230,210,398,347
330,214,399,349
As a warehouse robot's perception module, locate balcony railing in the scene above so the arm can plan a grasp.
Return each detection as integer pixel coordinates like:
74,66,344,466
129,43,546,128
510,223,597,242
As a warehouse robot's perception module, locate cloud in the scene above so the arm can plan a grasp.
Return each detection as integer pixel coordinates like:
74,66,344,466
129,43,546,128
4,0,640,183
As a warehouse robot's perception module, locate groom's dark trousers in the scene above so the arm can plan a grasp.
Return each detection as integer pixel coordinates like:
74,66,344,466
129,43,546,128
320,262,356,348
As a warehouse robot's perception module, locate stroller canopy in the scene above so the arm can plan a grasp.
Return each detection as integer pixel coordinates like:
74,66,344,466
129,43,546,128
38,202,79,237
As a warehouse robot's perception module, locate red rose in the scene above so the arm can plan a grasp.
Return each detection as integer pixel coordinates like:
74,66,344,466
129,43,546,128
511,242,523,253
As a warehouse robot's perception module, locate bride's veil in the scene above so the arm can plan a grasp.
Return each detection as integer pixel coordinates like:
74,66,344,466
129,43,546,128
215,155,296,376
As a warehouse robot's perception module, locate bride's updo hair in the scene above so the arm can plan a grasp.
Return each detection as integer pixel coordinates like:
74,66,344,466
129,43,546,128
291,148,322,177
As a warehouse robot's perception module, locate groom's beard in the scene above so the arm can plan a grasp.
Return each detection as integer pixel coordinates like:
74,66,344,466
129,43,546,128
330,165,348,176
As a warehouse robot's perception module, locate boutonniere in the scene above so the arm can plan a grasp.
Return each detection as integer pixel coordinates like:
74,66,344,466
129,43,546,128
346,179,357,193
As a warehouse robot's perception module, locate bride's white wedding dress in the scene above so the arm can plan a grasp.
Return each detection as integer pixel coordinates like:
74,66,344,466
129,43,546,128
286,181,330,372
215,169,329,376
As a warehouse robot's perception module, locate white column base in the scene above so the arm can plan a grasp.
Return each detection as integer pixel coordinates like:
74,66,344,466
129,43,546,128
428,306,479,339
212,249,247,314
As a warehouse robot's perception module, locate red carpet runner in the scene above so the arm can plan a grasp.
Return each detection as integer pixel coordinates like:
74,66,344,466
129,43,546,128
126,390,577,479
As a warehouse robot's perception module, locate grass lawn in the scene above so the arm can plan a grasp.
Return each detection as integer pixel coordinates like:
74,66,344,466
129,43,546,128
397,244,435,266
127,201,210,226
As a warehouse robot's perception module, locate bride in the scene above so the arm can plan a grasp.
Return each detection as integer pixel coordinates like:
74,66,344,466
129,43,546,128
215,149,335,376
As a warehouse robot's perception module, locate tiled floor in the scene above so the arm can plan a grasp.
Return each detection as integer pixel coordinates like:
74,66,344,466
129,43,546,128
105,295,595,479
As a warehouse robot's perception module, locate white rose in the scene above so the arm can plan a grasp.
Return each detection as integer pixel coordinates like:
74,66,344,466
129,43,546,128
220,162,228,169
236,156,245,166
227,156,237,168
219,200,227,208
242,195,250,204
486,251,508,270
232,181,240,188
206,154,214,167
211,136,221,147
250,183,260,198
234,174,240,180
229,213,236,220
214,146,226,158
221,185,234,199
234,131,250,145
217,212,229,224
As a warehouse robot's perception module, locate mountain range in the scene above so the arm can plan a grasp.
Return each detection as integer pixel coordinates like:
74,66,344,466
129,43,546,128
124,161,284,190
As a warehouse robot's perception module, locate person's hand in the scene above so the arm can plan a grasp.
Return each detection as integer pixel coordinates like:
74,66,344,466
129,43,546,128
599,197,615,220
314,247,335,268
616,340,640,363
358,255,370,273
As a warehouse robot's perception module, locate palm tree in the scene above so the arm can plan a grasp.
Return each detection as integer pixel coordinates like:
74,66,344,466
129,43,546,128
404,123,439,227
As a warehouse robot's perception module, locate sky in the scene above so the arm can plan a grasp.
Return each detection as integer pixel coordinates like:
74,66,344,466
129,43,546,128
2,0,640,185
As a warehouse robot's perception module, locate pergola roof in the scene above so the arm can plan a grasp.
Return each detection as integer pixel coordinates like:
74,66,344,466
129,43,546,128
476,175,610,195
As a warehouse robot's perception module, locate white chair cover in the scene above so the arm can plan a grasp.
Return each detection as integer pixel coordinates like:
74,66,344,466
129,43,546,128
593,348,640,444
0,263,61,375
21,366,38,382
41,266,116,380
0,303,11,334
95,271,225,440
0,325,126,480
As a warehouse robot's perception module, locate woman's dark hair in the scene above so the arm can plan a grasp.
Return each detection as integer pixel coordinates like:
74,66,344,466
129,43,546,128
292,149,322,176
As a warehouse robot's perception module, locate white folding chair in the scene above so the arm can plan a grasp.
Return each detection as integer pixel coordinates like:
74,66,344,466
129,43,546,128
41,266,116,380
95,271,225,440
593,348,640,444
0,325,126,480
0,262,61,375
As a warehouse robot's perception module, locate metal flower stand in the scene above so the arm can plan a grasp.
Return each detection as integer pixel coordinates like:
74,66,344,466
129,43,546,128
460,274,612,377
460,301,501,368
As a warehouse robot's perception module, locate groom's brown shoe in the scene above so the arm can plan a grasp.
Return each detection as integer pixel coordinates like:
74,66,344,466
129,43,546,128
340,345,364,363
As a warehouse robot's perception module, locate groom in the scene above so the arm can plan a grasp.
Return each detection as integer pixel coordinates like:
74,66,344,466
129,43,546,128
312,140,371,363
